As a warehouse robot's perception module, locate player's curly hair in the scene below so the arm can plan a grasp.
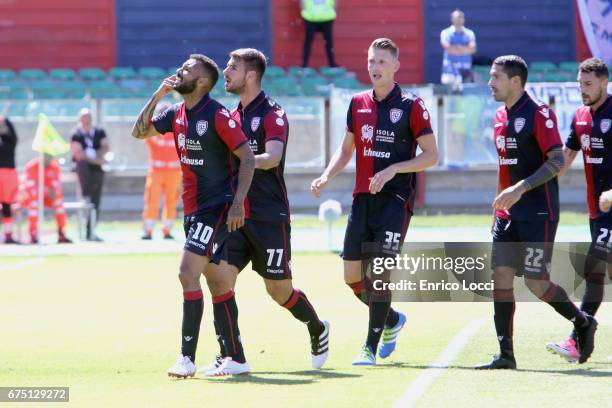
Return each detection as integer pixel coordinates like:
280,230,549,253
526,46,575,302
229,48,267,82
189,54,219,89
579,58,609,79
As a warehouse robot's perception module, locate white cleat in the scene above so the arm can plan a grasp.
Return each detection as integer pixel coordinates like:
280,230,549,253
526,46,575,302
204,357,250,377
167,354,196,379
197,354,224,375
311,320,330,369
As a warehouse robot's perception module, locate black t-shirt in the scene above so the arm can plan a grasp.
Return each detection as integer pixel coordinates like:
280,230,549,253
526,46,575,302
0,117,17,169
71,127,107,168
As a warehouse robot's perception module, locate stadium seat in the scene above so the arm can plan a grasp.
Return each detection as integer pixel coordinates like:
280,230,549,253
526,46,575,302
530,62,558,73
301,77,330,96
138,67,166,80
109,67,137,80
559,61,579,74
529,72,545,82
19,68,46,81
79,68,107,81
29,80,61,99
265,66,286,79
319,66,347,78
288,66,318,78
130,80,160,98
0,69,17,81
62,81,87,99
332,76,364,89
268,77,300,96
88,80,124,98
541,72,567,82
49,68,76,81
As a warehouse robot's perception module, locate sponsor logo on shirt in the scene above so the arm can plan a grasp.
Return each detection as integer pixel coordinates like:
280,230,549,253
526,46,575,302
361,124,374,144
177,133,186,150
499,157,518,165
363,147,391,159
180,156,204,166
249,139,258,152
357,108,372,113
581,134,590,150
514,118,526,133
506,137,517,149
601,119,611,134
585,155,603,164
186,139,202,151
196,120,208,136
390,108,403,123
496,135,506,152
251,117,261,132
591,137,604,149
376,129,395,143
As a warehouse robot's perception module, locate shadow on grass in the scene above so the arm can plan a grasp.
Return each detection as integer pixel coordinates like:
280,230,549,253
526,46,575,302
392,362,612,377
194,368,361,385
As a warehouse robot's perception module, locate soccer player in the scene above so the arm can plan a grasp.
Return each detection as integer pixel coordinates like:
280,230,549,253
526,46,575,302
311,38,438,365
0,116,19,244
475,55,598,370
21,154,72,244
199,48,329,376
546,58,610,363
131,54,255,378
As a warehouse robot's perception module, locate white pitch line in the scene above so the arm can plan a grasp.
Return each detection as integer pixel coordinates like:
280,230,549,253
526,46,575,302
393,318,485,408
0,258,45,272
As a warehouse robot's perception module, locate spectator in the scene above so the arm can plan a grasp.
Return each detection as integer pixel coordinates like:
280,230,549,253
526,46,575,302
20,154,72,244
142,103,181,240
0,116,18,244
440,9,477,89
301,0,338,68
70,108,108,241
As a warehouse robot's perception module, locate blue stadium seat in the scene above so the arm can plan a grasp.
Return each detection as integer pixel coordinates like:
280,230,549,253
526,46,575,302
138,67,166,80
0,69,17,82
79,68,107,81
49,68,77,81
109,67,137,80
530,62,558,73
19,68,46,81
265,66,286,79
288,66,318,78
301,77,330,96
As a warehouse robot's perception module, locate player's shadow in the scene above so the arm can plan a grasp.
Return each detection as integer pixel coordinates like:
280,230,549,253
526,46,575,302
395,363,612,378
196,369,361,385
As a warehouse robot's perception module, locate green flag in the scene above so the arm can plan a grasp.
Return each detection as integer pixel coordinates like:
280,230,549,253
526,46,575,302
32,113,70,156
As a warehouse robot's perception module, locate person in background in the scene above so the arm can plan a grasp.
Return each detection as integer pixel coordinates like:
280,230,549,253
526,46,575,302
440,9,477,89
0,116,19,244
142,103,182,240
20,154,72,244
301,0,338,68
71,108,108,241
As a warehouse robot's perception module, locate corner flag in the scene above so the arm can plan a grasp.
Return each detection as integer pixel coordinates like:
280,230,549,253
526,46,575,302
32,113,70,156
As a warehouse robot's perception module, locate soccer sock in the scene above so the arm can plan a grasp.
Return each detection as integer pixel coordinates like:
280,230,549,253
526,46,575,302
347,280,400,327
181,289,203,363
493,288,515,357
213,320,226,357
212,290,245,364
56,212,67,235
366,296,391,353
580,256,605,317
282,289,324,337
540,283,588,329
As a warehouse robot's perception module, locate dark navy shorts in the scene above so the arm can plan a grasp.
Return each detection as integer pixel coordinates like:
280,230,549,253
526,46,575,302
183,203,230,258
214,219,292,280
589,217,612,263
342,193,412,261
491,217,557,279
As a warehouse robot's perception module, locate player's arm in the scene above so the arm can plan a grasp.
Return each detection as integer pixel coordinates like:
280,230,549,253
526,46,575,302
599,189,612,213
559,145,578,177
228,143,255,231
310,130,355,197
131,76,177,139
369,133,438,194
88,133,109,166
2,118,17,146
255,140,284,170
71,140,85,161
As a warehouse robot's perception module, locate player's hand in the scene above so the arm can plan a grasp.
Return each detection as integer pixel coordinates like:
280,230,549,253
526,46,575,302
310,175,328,198
492,183,526,211
599,190,612,213
227,201,245,232
369,166,396,194
155,75,178,97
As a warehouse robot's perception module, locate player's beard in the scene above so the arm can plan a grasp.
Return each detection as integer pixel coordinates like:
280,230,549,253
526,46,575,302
226,78,246,95
174,78,198,95
583,87,603,106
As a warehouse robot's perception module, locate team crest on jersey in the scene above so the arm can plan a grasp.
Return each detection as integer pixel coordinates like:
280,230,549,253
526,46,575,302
196,120,208,136
514,118,526,133
390,108,403,124
601,119,611,134
177,133,186,150
251,117,261,132
361,124,374,144
496,135,506,152
581,134,591,150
